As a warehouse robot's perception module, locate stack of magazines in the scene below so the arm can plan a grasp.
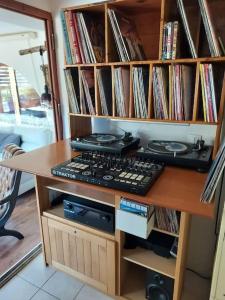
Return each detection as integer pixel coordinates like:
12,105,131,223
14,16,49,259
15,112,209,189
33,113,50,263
96,68,112,116
170,64,193,121
132,67,148,118
114,67,130,117
201,139,225,203
80,69,95,115
64,69,80,114
153,66,169,119
61,10,105,64
200,64,217,122
162,21,179,60
198,0,221,57
108,8,145,62
155,207,180,234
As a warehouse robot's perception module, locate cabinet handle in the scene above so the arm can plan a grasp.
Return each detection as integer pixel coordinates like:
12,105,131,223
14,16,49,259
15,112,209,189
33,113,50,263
74,230,77,234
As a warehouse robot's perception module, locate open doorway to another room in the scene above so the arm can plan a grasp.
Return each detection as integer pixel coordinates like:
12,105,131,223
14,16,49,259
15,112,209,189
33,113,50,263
0,6,60,283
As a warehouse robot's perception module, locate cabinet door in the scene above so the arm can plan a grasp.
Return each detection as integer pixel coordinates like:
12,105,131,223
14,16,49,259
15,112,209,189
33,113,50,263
216,234,225,300
44,217,115,294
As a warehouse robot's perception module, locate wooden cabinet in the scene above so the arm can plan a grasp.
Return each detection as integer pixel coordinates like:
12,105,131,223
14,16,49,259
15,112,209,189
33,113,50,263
41,216,116,295
210,211,225,300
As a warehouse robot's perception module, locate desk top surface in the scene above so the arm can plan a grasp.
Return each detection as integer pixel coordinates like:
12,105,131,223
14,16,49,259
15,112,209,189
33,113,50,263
0,139,214,218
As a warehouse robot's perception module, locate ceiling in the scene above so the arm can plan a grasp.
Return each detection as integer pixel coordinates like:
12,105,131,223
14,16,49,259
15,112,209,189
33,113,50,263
0,8,45,35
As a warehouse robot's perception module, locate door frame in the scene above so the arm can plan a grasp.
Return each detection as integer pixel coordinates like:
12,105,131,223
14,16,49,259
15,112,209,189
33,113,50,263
0,0,63,140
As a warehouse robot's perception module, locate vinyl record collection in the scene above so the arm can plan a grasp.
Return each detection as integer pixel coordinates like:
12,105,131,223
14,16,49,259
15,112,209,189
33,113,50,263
114,67,130,117
64,63,219,123
153,66,169,120
132,67,148,119
61,10,105,64
198,0,221,57
64,69,80,114
200,64,218,122
177,0,197,58
96,68,112,116
108,8,145,62
176,0,224,58
169,64,194,121
201,139,225,203
162,21,179,60
155,207,180,235
80,69,95,115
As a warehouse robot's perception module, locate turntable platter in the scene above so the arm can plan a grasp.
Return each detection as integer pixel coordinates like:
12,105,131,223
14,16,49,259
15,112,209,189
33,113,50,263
147,141,191,155
165,142,188,153
83,134,118,145
96,135,117,143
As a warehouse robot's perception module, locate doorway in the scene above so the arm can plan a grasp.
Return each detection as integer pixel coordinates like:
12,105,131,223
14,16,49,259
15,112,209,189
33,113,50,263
0,0,62,285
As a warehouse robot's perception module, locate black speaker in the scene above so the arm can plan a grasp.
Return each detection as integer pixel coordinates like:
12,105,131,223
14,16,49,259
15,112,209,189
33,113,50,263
146,270,174,300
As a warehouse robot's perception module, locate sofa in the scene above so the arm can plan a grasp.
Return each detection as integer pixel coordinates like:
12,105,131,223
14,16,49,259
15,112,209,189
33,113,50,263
0,125,53,195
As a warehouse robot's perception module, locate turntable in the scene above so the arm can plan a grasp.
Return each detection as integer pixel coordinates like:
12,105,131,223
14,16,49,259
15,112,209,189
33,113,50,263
137,140,213,171
71,132,140,154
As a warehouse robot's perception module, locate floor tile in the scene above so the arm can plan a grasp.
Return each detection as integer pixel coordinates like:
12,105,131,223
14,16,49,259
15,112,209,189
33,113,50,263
0,276,38,300
76,285,114,300
31,289,59,300
18,254,56,287
42,271,84,300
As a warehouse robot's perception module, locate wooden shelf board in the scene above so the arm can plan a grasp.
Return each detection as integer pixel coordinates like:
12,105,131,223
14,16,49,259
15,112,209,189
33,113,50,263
46,181,115,207
69,113,218,125
43,204,115,241
123,247,176,279
65,56,225,68
153,227,179,238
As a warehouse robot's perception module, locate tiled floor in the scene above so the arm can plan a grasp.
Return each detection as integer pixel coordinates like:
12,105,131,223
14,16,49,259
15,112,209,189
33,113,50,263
0,253,210,300
0,254,113,300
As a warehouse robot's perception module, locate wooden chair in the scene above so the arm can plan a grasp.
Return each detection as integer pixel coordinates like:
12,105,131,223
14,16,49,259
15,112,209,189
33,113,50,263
0,144,25,239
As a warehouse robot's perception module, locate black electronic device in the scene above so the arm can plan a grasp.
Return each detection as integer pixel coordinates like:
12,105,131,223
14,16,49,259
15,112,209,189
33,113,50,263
137,139,213,171
146,270,174,300
51,152,164,196
70,132,140,154
63,195,115,233
124,231,175,258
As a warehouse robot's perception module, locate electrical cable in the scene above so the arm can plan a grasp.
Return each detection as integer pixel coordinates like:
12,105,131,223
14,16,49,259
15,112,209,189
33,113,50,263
186,267,211,280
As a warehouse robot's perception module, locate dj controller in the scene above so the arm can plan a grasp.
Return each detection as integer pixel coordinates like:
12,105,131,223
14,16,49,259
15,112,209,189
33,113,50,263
51,131,212,196
51,152,164,196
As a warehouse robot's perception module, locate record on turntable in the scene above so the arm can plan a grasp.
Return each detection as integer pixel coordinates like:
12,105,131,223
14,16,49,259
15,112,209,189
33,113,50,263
71,132,140,154
146,141,192,156
137,139,213,172
83,134,119,145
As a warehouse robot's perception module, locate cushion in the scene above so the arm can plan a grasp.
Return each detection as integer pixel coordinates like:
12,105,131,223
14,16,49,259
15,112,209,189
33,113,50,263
0,133,21,152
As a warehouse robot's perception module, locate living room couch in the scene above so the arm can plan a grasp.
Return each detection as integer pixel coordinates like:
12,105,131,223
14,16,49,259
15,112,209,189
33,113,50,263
0,125,53,195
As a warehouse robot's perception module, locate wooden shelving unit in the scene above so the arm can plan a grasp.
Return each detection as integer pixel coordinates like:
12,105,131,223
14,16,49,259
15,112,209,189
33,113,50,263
61,0,225,161
54,0,225,300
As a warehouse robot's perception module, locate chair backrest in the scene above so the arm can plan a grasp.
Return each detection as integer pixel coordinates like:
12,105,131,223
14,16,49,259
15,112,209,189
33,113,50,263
0,144,25,202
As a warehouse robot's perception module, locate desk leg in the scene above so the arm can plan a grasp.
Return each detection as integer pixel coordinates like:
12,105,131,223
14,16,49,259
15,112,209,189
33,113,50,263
173,212,191,300
34,175,51,266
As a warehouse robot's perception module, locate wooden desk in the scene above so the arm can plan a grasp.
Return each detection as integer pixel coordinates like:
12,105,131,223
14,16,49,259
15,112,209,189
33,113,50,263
0,139,214,218
0,140,215,300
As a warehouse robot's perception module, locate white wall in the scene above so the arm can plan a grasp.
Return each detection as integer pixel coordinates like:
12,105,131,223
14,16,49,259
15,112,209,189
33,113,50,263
16,0,51,12
16,0,220,277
